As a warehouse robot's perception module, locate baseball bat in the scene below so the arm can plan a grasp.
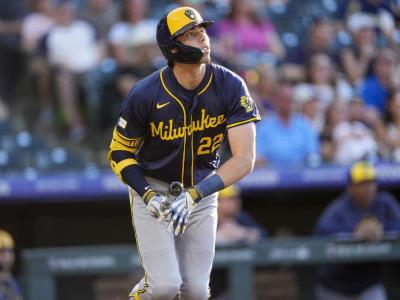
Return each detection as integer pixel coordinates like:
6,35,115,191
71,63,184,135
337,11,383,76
169,181,184,196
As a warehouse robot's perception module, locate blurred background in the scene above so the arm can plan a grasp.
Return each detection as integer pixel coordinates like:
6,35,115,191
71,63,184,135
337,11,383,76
1,0,400,299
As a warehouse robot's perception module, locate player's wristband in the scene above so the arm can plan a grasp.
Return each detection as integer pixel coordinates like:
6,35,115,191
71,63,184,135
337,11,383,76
192,174,225,203
142,188,157,204
187,186,202,203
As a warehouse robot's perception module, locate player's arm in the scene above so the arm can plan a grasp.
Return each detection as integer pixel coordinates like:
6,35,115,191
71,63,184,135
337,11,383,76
107,127,155,203
180,123,256,205
216,122,255,186
108,128,170,220
184,78,259,203
107,87,163,205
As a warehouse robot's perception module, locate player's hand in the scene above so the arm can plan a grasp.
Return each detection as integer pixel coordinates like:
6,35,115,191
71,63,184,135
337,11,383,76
165,190,197,236
144,191,171,222
354,217,383,242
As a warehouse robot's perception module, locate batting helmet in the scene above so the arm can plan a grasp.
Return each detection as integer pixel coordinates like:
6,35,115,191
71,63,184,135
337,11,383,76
348,161,376,184
156,6,214,64
0,230,14,250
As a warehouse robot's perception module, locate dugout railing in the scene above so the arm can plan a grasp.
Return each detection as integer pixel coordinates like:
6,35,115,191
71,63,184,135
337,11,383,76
22,237,400,300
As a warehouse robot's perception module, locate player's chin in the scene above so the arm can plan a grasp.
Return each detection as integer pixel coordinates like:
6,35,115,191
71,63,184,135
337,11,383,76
200,52,211,63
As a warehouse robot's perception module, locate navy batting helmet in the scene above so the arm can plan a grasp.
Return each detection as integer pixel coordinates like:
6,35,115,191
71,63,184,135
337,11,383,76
156,7,214,64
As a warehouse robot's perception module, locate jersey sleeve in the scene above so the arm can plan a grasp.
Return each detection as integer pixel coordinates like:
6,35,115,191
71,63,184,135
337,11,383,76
116,90,147,139
110,90,147,155
226,76,261,129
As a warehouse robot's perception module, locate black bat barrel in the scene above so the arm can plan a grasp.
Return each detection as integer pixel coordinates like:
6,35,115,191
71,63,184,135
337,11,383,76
169,181,184,196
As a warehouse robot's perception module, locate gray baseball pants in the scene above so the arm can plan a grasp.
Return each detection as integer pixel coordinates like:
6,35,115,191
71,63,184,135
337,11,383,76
128,178,218,300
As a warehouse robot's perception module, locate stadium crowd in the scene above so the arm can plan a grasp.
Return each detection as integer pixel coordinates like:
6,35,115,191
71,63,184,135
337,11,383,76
0,0,400,173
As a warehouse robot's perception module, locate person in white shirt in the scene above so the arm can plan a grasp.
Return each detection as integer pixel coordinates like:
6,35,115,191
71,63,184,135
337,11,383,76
46,1,103,142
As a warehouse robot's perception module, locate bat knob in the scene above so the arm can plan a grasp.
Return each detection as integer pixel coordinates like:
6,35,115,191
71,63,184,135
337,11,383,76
169,181,184,196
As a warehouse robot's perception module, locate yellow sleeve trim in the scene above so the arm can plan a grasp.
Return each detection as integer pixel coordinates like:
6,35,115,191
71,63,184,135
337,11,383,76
110,138,137,153
110,158,138,180
226,117,260,129
114,128,139,141
115,129,140,144
109,127,142,153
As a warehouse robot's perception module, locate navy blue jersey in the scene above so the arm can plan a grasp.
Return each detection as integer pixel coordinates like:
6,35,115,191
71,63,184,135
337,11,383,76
112,63,260,186
0,276,22,300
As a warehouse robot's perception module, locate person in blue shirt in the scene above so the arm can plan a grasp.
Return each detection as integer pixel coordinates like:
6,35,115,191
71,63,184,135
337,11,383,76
359,47,397,116
256,81,320,167
314,161,400,300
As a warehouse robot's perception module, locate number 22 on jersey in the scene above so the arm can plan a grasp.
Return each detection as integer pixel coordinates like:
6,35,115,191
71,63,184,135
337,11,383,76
197,133,224,155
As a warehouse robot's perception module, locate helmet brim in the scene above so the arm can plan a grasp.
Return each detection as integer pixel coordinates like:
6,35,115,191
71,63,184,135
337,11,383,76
171,20,214,38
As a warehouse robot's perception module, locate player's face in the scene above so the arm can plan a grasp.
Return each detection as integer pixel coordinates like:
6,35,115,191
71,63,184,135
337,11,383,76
349,181,377,208
176,25,211,63
0,249,14,271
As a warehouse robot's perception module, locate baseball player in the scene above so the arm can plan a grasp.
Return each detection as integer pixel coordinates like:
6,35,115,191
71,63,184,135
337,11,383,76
0,230,22,300
108,6,260,300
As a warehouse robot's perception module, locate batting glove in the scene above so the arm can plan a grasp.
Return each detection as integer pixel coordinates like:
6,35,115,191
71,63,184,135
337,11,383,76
143,189,171,222
166,187,201,236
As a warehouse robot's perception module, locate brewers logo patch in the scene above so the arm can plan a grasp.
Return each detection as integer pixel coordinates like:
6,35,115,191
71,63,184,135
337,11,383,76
185,9,196,20
240,96,254,113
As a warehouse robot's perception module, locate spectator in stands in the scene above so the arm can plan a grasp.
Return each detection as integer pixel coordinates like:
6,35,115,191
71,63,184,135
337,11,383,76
0,229,22,300
294,53,351,119
320,100,347,162
383,89,400,162
314,161,400,300
0,0,27,120
256,81,320,167
244,63,278,117
108,0,159,97
78,0,120,129
294,85,323,133
78,0,118,41
22,0,54,53
213,0,285,68
332,98,380,164
312,54,355,105
337,0,399,24
47,0,103,142
216,185,267,245
21,0,55,128
340,13,378,85
359,47,398,116
289,15,338,67
282,15,338,84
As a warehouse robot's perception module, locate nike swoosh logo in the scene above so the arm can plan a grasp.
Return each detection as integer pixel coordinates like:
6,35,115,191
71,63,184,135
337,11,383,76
156,102,170,109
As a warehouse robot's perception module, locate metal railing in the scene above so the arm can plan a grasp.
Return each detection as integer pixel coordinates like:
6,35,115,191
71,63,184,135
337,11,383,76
22,237,400,300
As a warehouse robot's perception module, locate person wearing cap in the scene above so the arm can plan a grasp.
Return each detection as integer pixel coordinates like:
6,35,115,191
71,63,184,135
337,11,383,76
107,5,260,300
313,161,400,300
216,185,267,245
0,230,22,300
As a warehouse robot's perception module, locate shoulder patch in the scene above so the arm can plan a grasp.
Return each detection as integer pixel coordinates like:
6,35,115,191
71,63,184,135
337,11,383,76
118,117,127,129
240,96,254,113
